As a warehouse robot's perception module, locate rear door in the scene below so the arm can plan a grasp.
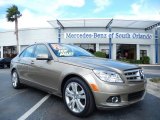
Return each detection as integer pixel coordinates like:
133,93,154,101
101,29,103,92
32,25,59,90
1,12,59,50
17,45,36,81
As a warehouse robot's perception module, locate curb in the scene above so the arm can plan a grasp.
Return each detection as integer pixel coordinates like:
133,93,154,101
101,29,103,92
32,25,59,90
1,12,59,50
139,64,160,66
138,64,160,70
147,80,160,88
147,79,160,98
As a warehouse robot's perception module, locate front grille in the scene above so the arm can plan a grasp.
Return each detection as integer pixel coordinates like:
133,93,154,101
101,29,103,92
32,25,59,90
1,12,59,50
124,69,144,82
128,90,144,101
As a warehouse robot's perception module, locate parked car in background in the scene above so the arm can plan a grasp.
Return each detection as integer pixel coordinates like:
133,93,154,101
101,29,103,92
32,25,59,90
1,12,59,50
10,43,146,117
0,58,12,68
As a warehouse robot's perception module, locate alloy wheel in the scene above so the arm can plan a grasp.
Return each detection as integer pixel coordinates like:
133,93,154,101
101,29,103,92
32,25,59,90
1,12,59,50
12,72,18,87
65,82,86,113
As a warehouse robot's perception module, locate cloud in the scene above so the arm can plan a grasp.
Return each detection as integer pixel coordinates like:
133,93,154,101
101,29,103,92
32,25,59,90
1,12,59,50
131,3,141,14
0,0,5,6
0,0,85,13
58,0,85,7
0,0,85,30
0,9,54,30
93,0,111,13
114,0,160,20
114,13,160,21
18,9,52,28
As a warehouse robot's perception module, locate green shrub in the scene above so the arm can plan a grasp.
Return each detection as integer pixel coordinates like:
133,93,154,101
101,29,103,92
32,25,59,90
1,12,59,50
118,58,130,63
140,56,150,64
118,56,150,64
150,78,160,83
94,51,106,58
130,60,142,64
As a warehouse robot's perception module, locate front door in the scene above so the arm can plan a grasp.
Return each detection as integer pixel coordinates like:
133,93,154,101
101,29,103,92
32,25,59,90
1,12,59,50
28,44,60,91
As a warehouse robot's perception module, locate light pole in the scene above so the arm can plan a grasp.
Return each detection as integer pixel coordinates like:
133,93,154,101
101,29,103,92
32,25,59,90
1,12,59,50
106,19,113,59
155,26,160,64
57,20,64,43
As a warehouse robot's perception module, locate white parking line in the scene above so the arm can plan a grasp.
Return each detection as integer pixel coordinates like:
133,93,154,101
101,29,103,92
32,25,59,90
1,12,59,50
17,94,50,120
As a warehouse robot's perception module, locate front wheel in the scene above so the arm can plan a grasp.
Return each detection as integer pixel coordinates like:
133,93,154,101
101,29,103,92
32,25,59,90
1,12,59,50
11,70,22,89
63,77,95,117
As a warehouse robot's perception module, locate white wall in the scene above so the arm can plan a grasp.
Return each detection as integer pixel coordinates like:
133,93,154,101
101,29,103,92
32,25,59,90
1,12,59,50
0,27,156,63
0,28,58,47
0,31,17,46
0,27,154,46
0,46,2,58
99,44,109,50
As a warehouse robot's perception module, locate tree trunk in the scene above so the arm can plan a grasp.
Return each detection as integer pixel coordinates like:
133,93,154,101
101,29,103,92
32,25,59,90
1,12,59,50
15,18,19,54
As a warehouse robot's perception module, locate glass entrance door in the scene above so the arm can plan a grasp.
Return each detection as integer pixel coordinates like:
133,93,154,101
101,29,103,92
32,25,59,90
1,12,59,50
116,44,136,60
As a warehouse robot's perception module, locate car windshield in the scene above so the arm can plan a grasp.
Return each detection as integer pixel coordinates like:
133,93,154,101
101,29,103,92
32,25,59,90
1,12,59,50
49,43,94,57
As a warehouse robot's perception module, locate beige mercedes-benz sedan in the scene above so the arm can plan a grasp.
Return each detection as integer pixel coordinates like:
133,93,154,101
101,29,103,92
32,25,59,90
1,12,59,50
10,43,146,117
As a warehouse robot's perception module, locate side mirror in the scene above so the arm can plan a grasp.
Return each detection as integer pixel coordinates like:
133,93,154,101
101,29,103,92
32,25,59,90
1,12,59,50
36,54,52,60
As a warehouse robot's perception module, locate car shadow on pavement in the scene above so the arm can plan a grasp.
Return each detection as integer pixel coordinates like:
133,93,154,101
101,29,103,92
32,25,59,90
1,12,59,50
26,92,160,120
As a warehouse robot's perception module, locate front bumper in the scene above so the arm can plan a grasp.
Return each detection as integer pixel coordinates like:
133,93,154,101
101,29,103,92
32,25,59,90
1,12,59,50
83,71,147,109
94,90,146,109
93,82,146,109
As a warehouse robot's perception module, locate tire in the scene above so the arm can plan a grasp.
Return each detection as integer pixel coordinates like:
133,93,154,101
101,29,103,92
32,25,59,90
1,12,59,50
63,77,95,117
11,70,22,89
7,64,10,68
1,64,4,69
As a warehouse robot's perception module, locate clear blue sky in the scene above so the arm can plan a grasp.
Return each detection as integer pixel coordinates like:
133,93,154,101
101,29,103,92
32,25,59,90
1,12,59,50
0,0,160,30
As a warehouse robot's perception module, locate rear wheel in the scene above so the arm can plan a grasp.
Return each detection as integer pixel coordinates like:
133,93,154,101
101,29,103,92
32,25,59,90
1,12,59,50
11,70,22,89
63,77,95,117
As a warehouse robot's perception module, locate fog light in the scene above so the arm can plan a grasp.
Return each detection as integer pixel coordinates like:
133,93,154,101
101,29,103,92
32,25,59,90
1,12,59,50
111,97,119,103
106,96,121,103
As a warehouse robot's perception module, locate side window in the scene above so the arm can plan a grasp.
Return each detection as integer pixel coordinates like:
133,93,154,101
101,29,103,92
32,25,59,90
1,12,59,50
23,45,35,58
140,50,147,57
34,45,50,58
19,50,26,58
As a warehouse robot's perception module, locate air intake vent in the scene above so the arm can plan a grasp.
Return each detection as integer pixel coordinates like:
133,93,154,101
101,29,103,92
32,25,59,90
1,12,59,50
124,69,144,81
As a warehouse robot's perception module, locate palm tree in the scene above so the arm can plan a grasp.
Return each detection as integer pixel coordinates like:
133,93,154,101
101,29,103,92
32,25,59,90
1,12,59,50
6,5,22,54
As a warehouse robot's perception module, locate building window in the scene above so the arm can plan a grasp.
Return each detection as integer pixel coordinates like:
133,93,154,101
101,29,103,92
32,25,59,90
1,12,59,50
3,46,17,58
140,50,147,57
116,44,136,60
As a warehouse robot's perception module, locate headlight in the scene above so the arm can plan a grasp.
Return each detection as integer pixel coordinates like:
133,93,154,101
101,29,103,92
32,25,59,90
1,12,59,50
93,70,123,83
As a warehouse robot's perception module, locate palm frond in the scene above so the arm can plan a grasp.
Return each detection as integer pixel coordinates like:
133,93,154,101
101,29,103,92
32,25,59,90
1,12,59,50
6,4,22,22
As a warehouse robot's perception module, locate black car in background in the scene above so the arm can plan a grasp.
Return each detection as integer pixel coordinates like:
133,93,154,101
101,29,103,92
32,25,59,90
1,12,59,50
0,58,12,68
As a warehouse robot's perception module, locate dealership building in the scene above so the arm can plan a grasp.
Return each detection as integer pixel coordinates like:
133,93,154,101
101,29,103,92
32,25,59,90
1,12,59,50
0,19,160,64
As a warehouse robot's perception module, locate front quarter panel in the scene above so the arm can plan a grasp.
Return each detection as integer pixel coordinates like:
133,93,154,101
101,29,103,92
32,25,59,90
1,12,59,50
56,62,94,95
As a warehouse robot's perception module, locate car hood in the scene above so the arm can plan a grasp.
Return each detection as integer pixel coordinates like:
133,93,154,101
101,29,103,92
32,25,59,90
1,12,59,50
58,57,140,72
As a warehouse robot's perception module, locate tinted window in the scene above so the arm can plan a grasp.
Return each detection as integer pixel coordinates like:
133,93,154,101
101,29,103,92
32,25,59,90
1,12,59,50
50,44,94,57
19,50,26,58
4,58,12,62
23,45,35,58
34,44,50,58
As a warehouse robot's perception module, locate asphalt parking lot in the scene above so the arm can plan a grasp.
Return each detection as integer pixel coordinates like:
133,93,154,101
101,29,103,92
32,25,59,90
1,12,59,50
0,68,160,120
